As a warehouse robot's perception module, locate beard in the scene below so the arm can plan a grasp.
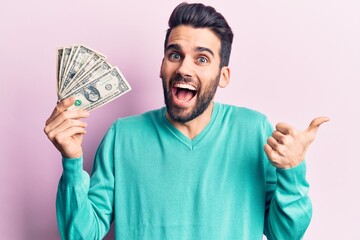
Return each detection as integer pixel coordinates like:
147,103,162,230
161,72,220,123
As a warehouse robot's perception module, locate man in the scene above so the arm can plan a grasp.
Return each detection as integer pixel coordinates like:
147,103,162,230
44,3,328,239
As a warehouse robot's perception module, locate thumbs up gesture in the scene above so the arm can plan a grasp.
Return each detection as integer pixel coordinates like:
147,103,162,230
264,117,330,169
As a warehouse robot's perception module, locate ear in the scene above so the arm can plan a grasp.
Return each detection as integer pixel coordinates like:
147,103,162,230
218,66,230,88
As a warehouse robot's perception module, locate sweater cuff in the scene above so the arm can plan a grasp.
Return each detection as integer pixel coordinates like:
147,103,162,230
276,161,309,195
62,156,85,185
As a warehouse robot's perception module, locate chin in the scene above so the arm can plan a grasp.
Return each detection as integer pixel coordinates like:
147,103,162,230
166,99,210,123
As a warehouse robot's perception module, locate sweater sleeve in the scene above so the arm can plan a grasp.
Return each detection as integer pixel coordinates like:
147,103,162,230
56,125,116,240
262,119,312,240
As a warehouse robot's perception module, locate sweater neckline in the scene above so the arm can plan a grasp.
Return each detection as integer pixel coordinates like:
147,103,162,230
162,102,220,150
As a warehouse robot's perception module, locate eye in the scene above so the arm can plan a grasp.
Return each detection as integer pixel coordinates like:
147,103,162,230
197,56,209,64
168,52,181,61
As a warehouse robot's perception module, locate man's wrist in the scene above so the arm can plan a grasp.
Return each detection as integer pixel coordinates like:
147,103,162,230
61,156,85,185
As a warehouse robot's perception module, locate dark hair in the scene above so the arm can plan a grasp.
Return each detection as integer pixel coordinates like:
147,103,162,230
164,2,233,68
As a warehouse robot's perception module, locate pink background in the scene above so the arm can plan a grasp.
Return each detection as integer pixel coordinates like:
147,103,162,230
1,0,359,239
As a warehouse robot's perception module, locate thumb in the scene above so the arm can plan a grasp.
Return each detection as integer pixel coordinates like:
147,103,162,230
305,116,330,142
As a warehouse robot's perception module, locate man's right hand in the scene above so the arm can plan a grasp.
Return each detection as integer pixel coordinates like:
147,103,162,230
44,97,90,159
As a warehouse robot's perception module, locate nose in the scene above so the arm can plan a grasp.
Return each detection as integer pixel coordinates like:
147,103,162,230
175,57,193,78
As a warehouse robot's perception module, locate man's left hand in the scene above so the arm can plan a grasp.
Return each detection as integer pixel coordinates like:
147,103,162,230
264,117,330,169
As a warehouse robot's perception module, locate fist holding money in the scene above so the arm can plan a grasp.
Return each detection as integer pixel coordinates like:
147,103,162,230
44,97,89,159
44,45,132,158
57,45,131,111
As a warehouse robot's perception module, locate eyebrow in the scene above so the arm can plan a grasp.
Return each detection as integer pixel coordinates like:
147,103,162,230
165,44,181,52
195,46,214,57
165,44,215,58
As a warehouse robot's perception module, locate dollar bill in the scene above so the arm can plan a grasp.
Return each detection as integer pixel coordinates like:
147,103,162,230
58,47,72,89
61,60,112,99
72,53,105,83
63,45,78,79
61,45,105,93
61,53,106,96
57,48,63,93
67,67,131,111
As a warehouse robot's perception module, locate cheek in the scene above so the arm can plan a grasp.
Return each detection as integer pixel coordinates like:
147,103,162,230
198,66,217,78
198,71,219,87
160,62,166,78
160,62,172,78
160,68,170,89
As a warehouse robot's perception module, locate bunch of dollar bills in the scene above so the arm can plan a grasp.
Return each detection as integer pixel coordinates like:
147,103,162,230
56,45,131,111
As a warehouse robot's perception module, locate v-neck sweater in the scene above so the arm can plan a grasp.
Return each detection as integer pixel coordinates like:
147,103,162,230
57,103,312,240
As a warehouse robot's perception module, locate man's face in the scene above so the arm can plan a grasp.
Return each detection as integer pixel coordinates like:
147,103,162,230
160,25,223,123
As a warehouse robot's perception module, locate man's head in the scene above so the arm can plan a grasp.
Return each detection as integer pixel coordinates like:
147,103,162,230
164,2,233,69
161,3,233,123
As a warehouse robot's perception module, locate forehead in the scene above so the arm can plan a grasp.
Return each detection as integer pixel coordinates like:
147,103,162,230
167,25,221,55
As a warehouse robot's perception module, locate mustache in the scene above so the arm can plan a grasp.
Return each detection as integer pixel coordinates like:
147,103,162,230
170,74,195,85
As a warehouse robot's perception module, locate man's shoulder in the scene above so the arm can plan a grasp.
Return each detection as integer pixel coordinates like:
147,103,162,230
218,102,267,122
216,103,272,135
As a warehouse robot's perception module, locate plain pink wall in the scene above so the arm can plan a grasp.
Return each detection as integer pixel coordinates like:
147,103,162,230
1,0,359,239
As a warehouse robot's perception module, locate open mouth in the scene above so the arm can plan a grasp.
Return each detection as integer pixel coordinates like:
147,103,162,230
172,82,197,104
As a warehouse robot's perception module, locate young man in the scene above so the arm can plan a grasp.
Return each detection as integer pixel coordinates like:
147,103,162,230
44,3,328,239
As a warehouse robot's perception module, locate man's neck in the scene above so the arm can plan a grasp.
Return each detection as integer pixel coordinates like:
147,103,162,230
166,102,215,140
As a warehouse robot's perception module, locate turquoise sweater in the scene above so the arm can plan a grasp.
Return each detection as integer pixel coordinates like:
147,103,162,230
57,103,312,239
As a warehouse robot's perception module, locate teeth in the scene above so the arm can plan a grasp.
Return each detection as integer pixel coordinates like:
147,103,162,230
174,83,196,91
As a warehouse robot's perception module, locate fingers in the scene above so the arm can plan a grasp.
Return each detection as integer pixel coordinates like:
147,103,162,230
268,126,294,154
265,116,329,169
264,143,281,168
45,115,87,158
52,127,87,145
264,143,275,159
266,136,278,150
272,130,287,144
51,126,86,158
45,118,87,141
303,116,330,144
266,123,300,169
307,116,330,132
43,97,90,158
267,135,286,155
275,122,295,135
44,109,89,134
45,97,76,125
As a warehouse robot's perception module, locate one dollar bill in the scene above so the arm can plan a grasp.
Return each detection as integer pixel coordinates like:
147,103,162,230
67,67,131,111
